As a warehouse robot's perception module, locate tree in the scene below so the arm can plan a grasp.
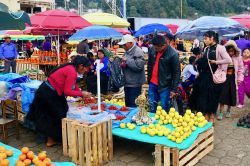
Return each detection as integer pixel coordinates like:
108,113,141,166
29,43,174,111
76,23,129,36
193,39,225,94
129,6,138,17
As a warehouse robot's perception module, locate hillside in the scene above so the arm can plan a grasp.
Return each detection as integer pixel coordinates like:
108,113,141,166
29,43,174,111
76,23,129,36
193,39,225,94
56,0,250,18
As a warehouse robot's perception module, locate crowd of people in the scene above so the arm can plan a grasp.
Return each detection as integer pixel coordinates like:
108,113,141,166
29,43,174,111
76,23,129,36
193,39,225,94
1,29,250,146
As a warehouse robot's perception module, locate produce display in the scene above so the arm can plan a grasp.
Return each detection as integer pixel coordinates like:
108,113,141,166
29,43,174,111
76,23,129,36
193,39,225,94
19,69,44,76
0,146,13,166
237,113,250,128
104,99,125,107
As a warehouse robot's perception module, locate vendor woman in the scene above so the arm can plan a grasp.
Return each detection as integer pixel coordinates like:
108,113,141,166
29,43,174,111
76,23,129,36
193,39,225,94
27,55,91,147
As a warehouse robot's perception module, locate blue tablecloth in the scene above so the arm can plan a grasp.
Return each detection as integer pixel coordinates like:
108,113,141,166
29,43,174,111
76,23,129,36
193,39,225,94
112,113,213,150
0,142,76,166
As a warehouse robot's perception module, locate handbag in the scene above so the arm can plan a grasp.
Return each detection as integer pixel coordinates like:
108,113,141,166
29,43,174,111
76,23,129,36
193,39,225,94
206,48,227,84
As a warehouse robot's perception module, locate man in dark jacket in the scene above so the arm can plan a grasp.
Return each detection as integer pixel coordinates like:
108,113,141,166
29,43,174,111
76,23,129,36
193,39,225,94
118,34,146,107
148,35,180,113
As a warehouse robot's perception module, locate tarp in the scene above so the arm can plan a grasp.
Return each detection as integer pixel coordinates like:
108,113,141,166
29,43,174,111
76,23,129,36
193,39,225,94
0,142,76,166
82,13,130,28
112,113,213,150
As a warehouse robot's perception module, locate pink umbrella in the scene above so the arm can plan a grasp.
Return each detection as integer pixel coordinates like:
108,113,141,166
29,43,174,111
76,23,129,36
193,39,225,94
231,14,250,28
29,9,92,35
114,28,131,35
4,30,24,35
166,24,179,34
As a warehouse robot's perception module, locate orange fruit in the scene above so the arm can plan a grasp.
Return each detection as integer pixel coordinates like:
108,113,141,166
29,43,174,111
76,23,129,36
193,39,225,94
43,158,51,165
19,154,27,161
0,159,10,166
32,157,39,164
27,151,34,160
21,147,29,154
37,161,46,166
5,150,13,157
16,161,25,166
49,164,55,166
23,159,31,166
38,153,46,161
0,147,5,153
0,153,7,159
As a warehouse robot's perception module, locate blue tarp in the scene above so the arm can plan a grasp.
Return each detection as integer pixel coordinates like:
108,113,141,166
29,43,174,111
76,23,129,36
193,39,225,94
0,142,76,166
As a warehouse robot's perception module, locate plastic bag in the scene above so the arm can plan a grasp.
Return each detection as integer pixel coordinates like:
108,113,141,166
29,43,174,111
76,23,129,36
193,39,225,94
108,57,125,90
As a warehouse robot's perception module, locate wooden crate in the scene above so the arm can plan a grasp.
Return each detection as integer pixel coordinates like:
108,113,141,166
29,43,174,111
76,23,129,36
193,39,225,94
16,62,39,74
62,118,113,166
155,127,214,166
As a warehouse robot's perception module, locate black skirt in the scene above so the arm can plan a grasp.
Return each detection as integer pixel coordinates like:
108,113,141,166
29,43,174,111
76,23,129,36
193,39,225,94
219,74,236,106
26,82,68,141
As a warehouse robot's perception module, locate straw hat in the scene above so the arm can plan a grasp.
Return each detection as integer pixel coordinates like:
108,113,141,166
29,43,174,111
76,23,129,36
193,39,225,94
3,34,11,39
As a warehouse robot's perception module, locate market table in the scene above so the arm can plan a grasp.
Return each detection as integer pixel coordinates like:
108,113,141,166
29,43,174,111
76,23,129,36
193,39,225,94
0,142,76,166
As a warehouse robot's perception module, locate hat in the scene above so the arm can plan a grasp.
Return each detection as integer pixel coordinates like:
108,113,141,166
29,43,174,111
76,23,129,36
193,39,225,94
118,34,135,45
3,34,11,39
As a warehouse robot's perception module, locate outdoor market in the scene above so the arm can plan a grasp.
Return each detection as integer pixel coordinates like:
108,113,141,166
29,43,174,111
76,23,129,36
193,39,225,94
1,1,250,166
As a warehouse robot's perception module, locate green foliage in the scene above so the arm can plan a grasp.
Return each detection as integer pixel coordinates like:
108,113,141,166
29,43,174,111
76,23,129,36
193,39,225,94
56,0,250,18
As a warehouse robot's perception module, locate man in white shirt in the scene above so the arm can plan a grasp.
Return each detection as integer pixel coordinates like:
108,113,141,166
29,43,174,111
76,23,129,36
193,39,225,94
182,56,198,89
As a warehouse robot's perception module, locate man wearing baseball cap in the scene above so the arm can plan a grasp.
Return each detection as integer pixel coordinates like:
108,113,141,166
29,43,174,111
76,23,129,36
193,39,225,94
0,34,18,73
118,34,146,107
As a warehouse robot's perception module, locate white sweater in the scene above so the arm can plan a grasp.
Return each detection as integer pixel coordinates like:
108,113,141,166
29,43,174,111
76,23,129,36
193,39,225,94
182,64,198,82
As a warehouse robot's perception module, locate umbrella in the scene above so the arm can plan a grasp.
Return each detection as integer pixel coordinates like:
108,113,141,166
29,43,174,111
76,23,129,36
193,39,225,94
166,24,179,34
69,25,123,41
114,28,131,35
0,2,31,30
82,12,130,28
0,34,45,41
29,9,92,35
176,16,246,40
0,30,24,35
134,23,172,37
231,14,250,29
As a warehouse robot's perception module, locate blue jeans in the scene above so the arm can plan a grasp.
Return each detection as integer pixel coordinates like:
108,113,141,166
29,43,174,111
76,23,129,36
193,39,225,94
148,83,170,113
182,74,196,89
124,86,141,107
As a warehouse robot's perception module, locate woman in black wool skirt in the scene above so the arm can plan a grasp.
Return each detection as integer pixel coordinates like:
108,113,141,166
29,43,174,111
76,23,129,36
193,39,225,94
27,55,92,147
189,31,232,124
217,40,244,120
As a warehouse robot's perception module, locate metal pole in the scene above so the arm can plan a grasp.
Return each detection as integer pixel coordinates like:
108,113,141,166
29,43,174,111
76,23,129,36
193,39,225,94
181,0,183,19
123,0,127,18
95,59,101,112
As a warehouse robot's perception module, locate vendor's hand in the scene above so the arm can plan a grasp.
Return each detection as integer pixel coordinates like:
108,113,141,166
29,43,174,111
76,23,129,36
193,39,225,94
170,92,176,98
82,91,92,97
209,60,216,64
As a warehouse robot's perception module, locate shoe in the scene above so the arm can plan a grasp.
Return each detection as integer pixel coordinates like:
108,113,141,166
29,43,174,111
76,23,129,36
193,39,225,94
237,104,244,108
217,113,223,120
225,112,231,118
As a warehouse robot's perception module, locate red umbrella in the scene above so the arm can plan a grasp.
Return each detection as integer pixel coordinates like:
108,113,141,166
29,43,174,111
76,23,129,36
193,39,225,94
114,28,131,35
166,24,179,34
29,9,92,35
231,14,250,28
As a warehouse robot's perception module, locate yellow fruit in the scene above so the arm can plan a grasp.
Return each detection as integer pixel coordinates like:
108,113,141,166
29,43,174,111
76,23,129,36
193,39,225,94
180,131,184,135
186,109,192,115
157,106,162,111
190,113,195,118
156,110,161,115
158,120,163,125
192,126,197,131
155,115,160,120
171,136,176,142
198,123,204,128
157,130,164,137
179,118,183,123
120,123,126,128
167,135,172,140
169,108,175,112
149,124,154,129
126,123,132,127
174,132,181,138
128,124,135,130
197,112,203,117
176,138,183,144
165,115,170,120
174,112,179,117
149,130,156,136
169,112,175,117
172,123,178,128
168,119,172,123
160,116,165,121
164,129,171,136
173,119,178,124
163,119,168,124
182,122,188,127
140,127,147,134
162,111,167,116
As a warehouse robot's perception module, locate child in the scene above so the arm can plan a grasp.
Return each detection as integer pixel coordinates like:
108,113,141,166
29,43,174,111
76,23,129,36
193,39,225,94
237,48,250,108
218,40,244,120
182,56,198,89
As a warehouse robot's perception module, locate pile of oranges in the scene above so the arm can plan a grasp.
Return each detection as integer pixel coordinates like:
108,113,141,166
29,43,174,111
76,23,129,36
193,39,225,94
16,147,54,166
0,146,13,166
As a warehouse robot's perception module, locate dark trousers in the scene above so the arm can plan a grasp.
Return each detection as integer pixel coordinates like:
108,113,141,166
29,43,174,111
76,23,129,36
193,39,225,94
124,86,142,107
4,59,16,73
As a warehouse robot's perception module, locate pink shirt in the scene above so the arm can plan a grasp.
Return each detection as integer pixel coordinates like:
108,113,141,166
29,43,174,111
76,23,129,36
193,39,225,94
48,65,83,97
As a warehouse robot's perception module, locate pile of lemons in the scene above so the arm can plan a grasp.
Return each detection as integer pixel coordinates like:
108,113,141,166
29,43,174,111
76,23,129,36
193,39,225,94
120,122,136,130
104,99,125,106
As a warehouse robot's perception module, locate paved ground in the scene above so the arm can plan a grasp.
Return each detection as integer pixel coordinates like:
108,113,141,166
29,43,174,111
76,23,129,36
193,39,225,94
6,101,250,166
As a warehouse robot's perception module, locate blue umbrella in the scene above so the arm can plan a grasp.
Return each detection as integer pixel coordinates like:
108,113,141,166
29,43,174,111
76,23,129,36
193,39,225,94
69,25,123,41
176,16,246,40
134,23,172,37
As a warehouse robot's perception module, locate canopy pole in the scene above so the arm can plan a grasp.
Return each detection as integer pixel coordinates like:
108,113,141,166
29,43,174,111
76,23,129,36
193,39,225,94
95,59,101,112
57,30,60,66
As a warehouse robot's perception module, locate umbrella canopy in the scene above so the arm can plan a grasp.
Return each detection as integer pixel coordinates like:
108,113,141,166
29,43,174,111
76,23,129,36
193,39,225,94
166,24,179,34
134,23,172,37
176,16,246,40
0,34,44,41
29,9,92,35
82,12,130,28
0,30,24,35
231,14,250,29
0,2,31,30
114,28,131,35
69,25,123,41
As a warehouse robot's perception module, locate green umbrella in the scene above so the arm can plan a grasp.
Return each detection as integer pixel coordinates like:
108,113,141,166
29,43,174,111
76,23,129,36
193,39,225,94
0,2,31,30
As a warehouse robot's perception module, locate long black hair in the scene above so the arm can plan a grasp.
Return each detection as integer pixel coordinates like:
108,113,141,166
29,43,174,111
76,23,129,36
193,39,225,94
204,31,219,44
49,55,90,76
